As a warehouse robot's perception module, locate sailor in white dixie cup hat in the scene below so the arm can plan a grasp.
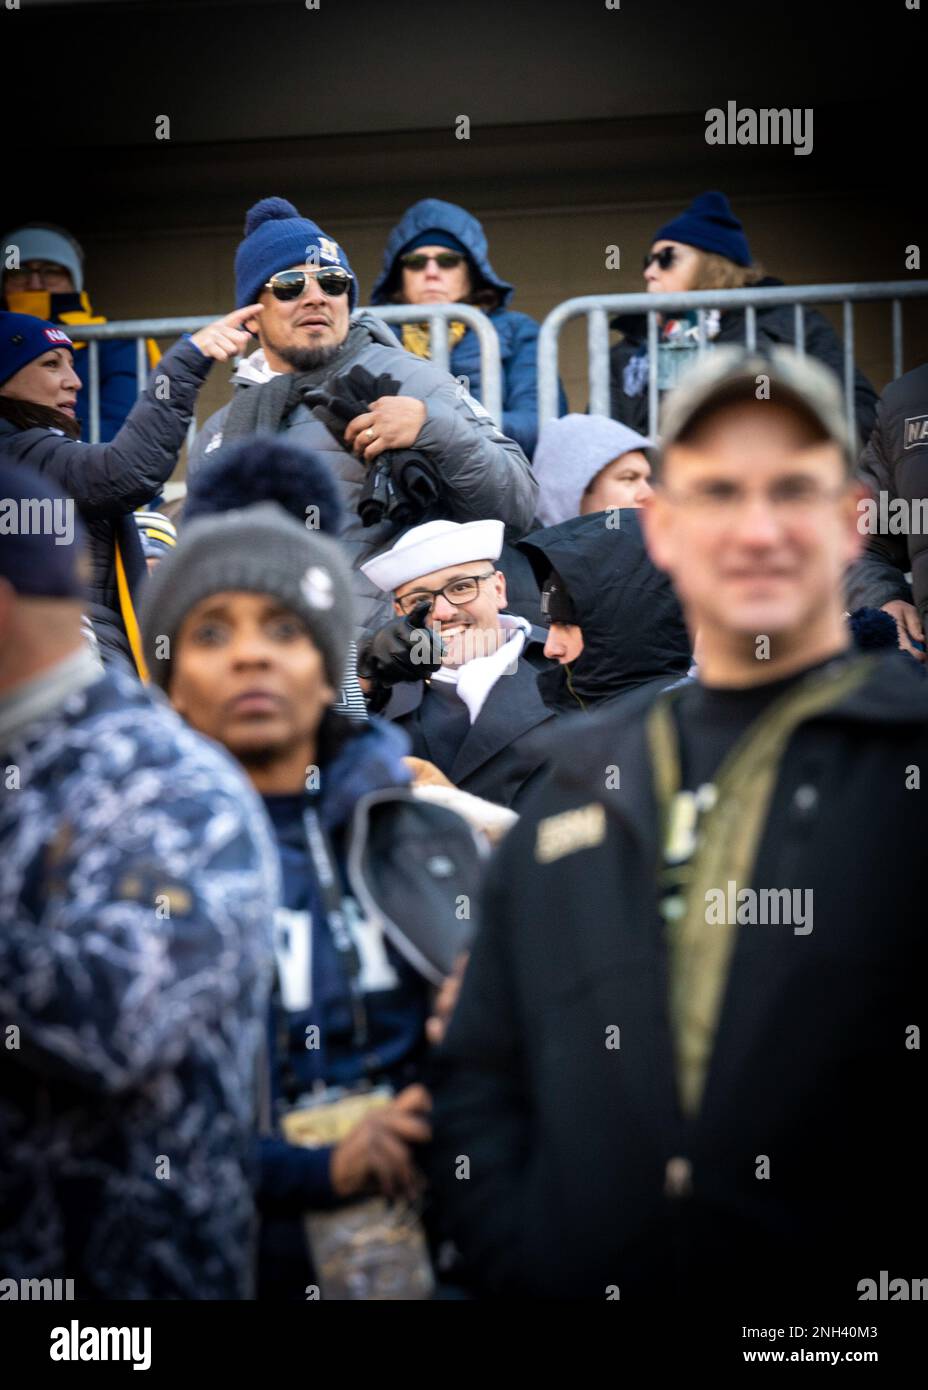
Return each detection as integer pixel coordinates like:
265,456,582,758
360,519,515,680
361,518,505,597
358,519,556,808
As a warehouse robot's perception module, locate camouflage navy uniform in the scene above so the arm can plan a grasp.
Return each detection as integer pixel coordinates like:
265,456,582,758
0,656,279,1299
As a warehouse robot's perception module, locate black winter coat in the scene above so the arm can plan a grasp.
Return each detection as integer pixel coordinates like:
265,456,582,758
430,653,928,1300
846,362,928,633
517,510,691,714
0,338,211,668
609,277,878,449
386,631,556,809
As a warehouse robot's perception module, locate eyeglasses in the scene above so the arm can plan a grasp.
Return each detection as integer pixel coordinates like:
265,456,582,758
4,263,73,289
661,478,851,519
400,252,465,272
643,247,678,272
395,569,496,617
264,268,352,300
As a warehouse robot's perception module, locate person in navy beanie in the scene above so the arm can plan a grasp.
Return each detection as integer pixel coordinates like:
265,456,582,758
188,197,537,642
0,301,262,673
608,189,878,446
234,197,359,314
651,190,753,266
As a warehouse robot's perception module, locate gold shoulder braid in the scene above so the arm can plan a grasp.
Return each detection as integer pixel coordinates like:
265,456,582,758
646,656,876,1117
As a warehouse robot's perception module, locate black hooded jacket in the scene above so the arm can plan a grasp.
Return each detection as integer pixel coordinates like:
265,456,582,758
608,276,879,449
517,510,692,714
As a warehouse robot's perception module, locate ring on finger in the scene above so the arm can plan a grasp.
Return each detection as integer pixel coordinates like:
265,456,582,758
366,426,376,440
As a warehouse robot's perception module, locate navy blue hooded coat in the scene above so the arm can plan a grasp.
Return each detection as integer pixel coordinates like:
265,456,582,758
370,199,566,458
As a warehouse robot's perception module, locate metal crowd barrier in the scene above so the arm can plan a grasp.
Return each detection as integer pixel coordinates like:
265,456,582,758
537,281,928,445
66,302,502,445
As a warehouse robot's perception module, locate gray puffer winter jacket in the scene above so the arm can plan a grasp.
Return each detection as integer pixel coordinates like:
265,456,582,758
188,313,538,634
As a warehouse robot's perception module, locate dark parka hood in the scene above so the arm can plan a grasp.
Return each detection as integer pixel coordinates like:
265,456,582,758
517,509,692,711
370,198,515,308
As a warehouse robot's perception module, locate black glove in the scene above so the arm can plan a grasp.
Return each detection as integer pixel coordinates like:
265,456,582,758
357,602,445,689
304,366,441,528
303,365,403,446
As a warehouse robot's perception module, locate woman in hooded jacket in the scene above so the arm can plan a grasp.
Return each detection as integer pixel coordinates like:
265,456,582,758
608,191,878,450
370,198,566,459
0,304,259,674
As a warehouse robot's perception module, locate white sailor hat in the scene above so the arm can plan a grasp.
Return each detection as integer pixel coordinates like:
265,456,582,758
360,518,505,594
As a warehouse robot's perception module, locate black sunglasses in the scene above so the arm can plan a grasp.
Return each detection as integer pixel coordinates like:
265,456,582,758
400,251,465,271
265,268,352,300
643,247,678,272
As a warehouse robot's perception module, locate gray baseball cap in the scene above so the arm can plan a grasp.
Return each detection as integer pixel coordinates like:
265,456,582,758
659,345,855,465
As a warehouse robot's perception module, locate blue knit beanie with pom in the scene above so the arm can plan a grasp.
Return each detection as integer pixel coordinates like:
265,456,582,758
184,436,343,537
234,197,359,310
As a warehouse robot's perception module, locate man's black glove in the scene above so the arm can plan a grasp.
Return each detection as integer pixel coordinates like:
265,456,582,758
304,366,441,528
303,366,403,445
357,602,445,693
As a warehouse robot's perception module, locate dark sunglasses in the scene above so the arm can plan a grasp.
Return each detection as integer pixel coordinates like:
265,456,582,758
643,247,678,272
400,251,465,271
264,268,352,300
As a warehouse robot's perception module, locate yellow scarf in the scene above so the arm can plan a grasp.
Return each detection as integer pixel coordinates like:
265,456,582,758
401,318,469,359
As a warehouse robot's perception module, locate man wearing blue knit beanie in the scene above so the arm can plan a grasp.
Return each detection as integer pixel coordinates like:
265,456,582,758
191,196,537,640
608,190,878,447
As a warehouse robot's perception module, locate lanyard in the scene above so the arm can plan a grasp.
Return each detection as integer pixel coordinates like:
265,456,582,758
302,806,369,1052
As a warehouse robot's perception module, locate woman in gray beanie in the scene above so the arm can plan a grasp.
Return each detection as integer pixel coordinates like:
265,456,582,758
141,501,355,697
140,496,479,1302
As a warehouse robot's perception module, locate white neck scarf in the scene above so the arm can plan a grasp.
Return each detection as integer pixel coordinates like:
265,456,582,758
430,614,530,724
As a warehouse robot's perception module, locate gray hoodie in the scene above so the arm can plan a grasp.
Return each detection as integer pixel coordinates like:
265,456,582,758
188,312,538,634
531,413,653,527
